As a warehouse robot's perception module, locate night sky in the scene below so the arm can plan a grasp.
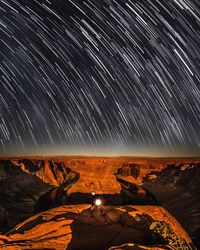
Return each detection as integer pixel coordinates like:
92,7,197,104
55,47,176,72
0,0,200,157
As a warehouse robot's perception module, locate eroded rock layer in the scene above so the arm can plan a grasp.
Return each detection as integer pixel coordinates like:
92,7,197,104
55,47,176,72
143,163,200,249
0,205,194,250
0,156,199,248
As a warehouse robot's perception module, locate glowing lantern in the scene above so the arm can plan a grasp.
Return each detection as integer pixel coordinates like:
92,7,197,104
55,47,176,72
94,198,102,207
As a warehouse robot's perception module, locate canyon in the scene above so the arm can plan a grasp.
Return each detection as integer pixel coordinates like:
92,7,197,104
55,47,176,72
0,156,199,249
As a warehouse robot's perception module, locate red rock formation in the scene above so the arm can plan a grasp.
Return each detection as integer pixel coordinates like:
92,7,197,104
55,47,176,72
143,163,200,248
0,205,194,250
108,243,172,249
0,156,200,248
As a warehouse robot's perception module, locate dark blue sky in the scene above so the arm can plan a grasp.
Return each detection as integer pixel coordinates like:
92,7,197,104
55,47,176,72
0,0,200,156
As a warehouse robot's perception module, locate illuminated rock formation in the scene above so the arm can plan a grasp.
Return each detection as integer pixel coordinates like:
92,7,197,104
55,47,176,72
0,205,195,250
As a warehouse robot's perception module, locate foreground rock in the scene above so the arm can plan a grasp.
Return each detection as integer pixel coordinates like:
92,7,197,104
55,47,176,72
0,158,158,232
108,243,173,249
0,160,79,231
0,205,195,250
0,205,7,228
0,162,53,232
0,157,200,248
143,163,200,248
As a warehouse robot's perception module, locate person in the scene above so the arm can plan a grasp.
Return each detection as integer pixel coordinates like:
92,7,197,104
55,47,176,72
90,192,106,213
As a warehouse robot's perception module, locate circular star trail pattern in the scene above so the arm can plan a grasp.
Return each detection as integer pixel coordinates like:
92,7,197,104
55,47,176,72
0,0,200,156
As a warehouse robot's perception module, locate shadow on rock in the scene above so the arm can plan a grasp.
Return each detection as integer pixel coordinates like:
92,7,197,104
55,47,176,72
34,171,80,213
0,205,195,250
67,206,155,250
142,163,200,249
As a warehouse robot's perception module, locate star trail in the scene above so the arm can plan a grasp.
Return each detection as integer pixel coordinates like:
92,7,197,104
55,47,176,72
0,0,200,156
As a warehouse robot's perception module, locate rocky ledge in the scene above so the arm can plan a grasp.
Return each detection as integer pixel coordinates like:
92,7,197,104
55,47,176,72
143,163,200,248
0,205,195,250
0,157,199,249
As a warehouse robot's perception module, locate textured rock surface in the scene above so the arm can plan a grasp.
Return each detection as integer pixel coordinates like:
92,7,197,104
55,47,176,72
108,243,172,249
0,157,200,248
0,160,53,232
0,205,193,250
0,205,7,228
0,157,163,231
0,160,78,231
143,163,200,248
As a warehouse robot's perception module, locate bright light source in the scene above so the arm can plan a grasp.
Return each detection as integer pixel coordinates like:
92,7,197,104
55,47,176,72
94,198,102,206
